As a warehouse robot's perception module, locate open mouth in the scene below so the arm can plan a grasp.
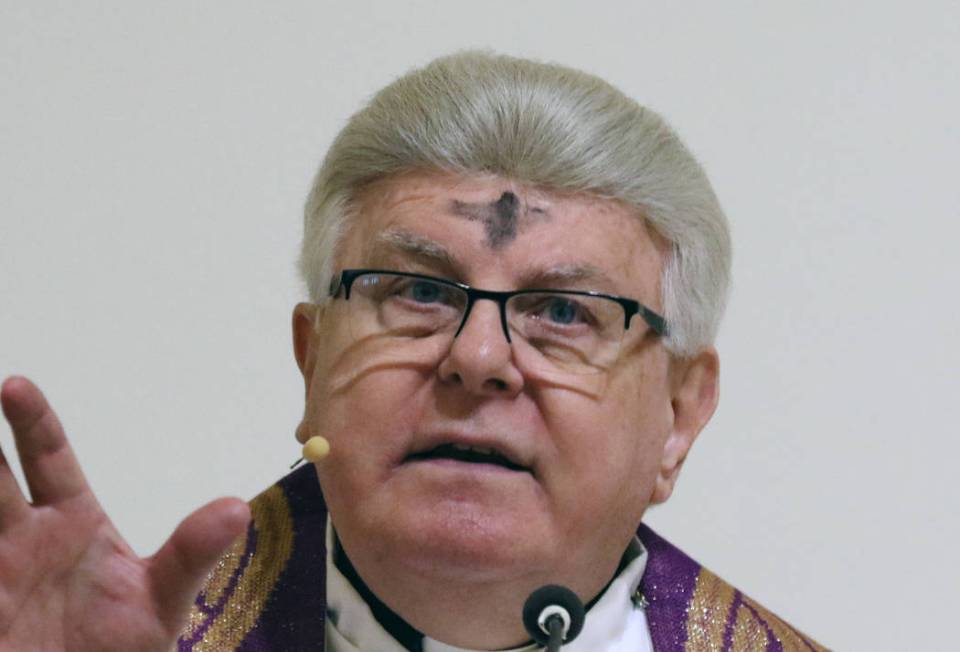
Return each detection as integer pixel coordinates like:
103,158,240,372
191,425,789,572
406,443,528,472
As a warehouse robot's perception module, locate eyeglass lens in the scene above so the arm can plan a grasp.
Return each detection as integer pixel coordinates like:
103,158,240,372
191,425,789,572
342,272,626,374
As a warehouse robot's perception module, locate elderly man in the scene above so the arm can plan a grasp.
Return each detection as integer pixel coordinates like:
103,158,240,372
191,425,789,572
0,53,824,651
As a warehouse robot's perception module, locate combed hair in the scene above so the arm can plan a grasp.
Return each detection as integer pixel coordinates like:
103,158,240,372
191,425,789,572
299,51,731,356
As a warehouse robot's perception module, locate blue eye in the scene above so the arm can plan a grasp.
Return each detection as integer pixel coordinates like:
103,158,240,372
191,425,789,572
410,281,442,303
547,299,581,324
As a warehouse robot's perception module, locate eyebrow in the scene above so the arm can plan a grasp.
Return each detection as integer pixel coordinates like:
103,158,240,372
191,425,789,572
519,263,616,292
369,229,619,292
370,229,456,269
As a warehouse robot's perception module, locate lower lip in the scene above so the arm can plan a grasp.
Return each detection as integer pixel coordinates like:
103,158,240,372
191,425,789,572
403,457,529,476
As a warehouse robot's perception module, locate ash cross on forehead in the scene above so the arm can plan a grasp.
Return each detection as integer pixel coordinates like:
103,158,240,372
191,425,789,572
450,191,549,250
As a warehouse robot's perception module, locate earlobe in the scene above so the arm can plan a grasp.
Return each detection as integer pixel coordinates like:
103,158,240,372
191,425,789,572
295,420,311,444
651,349,720,504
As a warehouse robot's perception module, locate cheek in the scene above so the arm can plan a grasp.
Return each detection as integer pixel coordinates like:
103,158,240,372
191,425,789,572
310,365,426,462
310,366,429,534
541,372,672,499
533,388,666,558
307,320,435,432
305,316,452,488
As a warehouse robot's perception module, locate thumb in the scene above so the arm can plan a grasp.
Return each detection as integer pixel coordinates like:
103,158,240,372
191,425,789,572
147,497,251,632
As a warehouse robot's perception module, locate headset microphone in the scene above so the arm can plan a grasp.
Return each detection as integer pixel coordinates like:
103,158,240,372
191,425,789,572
522,585,585,652
289,435,331,469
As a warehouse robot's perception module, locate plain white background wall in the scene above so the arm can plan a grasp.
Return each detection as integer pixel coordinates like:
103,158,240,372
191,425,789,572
2,2,958,649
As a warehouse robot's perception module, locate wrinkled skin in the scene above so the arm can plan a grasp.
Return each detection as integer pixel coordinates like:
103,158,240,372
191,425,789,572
0,376,249,652
294,171,720,648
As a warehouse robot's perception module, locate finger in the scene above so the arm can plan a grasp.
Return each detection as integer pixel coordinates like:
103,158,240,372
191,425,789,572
148,497,251,633
1,376,91,505
0,443,29,526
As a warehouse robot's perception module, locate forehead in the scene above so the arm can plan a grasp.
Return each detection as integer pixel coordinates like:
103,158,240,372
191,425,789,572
341,171,667,299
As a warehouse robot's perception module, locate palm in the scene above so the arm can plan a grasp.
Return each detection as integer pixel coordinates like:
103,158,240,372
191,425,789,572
0,377,249,652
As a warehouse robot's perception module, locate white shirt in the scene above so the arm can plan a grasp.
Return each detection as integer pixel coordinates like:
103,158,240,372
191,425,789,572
325,520,654,652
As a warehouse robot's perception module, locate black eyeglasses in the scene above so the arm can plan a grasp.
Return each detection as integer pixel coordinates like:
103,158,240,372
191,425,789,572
329,269,668,375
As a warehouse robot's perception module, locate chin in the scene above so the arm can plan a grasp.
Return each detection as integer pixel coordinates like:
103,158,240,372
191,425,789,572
378,500,553,581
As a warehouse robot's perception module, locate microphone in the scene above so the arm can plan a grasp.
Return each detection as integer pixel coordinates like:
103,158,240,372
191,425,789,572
289,435,331,469
522,585,585,652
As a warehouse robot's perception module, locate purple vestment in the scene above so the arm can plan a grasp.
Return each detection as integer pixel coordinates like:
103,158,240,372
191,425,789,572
178,466,827,651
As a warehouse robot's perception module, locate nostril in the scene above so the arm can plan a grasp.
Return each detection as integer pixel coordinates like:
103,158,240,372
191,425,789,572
490,379,508,392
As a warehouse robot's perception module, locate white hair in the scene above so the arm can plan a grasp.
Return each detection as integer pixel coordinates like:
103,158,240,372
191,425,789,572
299,51,731,356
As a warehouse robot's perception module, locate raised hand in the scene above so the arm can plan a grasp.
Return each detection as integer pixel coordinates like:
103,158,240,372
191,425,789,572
0,376,250,652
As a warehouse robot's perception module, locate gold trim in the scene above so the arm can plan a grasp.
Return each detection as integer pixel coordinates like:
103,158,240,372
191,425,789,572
180,485,295,650
730,603,768,650
741,594,830,652
684,568,736,651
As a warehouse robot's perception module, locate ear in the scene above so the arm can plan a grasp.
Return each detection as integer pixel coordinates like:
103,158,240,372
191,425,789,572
292,302,320,444
651,348,720,504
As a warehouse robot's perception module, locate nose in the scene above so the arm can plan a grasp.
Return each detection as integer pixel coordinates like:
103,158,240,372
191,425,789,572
437,298,523,397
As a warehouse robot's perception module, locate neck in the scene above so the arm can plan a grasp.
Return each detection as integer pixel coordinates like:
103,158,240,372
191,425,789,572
333,534,627,650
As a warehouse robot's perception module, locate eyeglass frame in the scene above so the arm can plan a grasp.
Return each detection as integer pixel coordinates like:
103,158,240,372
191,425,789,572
328,269,669,345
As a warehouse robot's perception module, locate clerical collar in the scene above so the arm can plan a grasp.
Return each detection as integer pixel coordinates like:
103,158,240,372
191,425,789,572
324,519,653,652
332,528,424,651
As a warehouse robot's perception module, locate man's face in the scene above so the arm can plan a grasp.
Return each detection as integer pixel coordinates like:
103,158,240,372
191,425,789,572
294,171,717,601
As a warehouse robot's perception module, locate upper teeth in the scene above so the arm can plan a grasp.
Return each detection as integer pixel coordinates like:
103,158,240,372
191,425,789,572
452,443,494,455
